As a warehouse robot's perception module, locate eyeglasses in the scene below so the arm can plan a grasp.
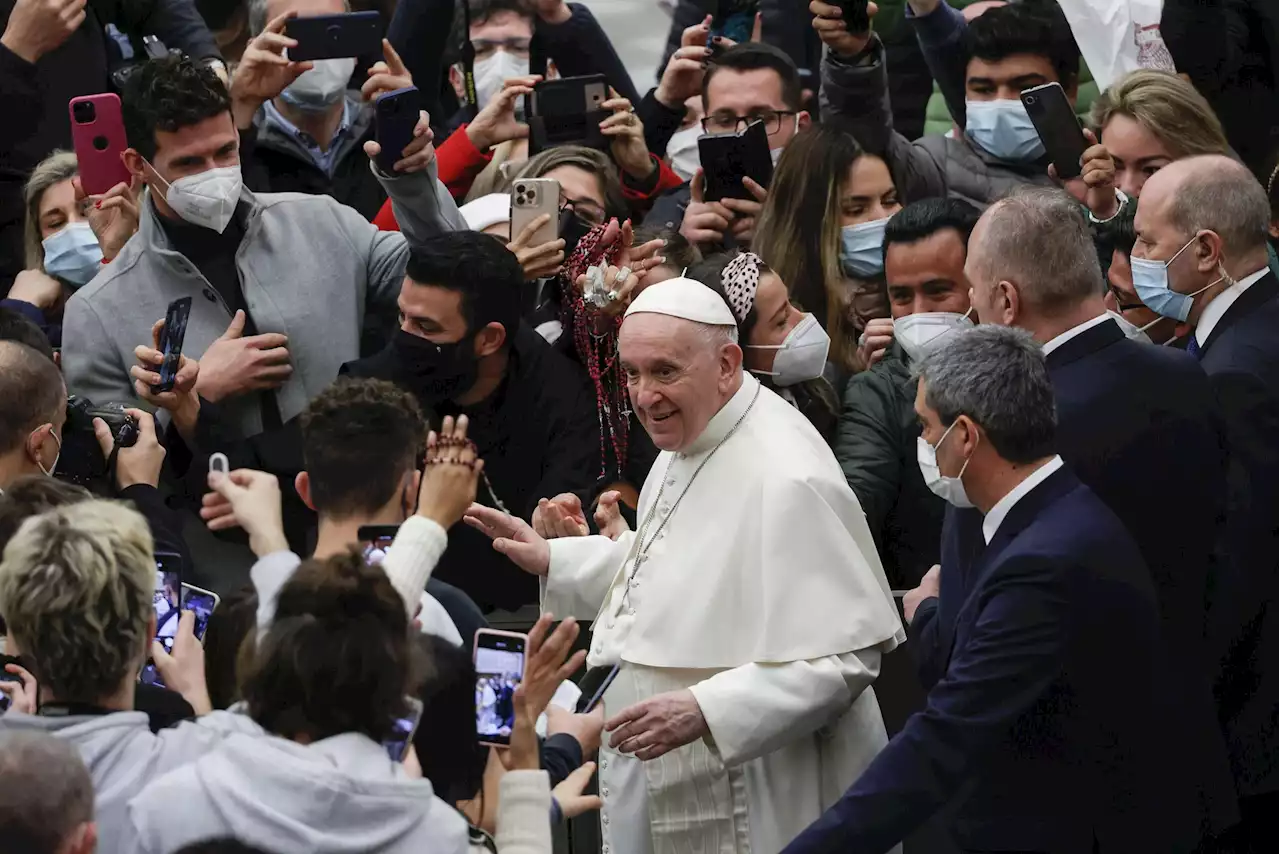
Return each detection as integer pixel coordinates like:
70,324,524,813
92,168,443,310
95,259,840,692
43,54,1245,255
561,196,606,227
701,110,797,136
471,38,532,59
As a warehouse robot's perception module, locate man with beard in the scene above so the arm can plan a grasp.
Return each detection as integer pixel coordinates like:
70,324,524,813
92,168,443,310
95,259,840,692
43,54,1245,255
341,229,598,611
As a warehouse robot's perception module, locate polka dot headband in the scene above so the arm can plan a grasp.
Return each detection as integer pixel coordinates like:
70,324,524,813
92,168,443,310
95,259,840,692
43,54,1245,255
721,251,762,323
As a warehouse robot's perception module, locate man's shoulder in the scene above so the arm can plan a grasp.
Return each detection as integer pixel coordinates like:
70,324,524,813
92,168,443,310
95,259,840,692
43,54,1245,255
1203,297,1278,375
844,351,913,401
514,325,590,399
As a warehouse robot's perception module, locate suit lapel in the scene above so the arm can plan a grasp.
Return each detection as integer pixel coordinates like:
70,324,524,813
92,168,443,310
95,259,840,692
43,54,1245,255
1043,317,1125,371
1201,272,1277,356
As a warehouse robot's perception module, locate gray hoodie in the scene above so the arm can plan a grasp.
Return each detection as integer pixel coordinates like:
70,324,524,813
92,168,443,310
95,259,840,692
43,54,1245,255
0,709,263,852
124,730,469,854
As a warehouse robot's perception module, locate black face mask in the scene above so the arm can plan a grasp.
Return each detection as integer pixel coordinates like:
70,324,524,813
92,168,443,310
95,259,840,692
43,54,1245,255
390,329,479,404
559,208,595,258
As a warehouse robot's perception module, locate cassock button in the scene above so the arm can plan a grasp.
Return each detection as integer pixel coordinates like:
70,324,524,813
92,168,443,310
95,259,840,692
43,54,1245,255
665,477,675,486
602,787,610,797
600,759,608,770
602,815,609,825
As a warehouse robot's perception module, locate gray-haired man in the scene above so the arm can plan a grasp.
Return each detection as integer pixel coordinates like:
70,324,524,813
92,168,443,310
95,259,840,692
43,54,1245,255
0,730,97,854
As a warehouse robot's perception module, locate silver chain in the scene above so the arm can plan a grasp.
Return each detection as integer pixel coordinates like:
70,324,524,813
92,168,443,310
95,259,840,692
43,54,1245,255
621,384,761,609
481,469,509,515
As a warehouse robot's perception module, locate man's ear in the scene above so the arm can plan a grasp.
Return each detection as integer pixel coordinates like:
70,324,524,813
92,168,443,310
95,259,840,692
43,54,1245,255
721,341,744,383
475,322,507,358
1194,230,1225,274
995,280,1020,327
295,471,316,511
122,148,147,182
68,821,98,854
796,110,812,131
448,64,466,100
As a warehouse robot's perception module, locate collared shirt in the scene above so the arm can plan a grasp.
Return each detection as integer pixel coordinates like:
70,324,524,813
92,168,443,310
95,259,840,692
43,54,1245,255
1041,313,1114,355
982,455,1064,544
1195,267,1269,347
262,99,352,176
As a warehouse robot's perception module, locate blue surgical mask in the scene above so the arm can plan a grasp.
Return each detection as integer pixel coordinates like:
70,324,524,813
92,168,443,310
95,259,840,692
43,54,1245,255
839,217,889,277
1130,235,1223,322
41,221,103,287
965,99,1045,162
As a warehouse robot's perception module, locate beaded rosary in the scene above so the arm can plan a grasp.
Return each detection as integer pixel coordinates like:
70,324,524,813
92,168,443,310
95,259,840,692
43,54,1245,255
559,224,631,482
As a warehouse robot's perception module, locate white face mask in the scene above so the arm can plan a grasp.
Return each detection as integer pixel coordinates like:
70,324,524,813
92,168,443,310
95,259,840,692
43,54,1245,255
157,164,243,233
474,50,530,110
917,419,975,508
894,309,974,362
1106,309,1152,344
769,114,800,166
666,125,703,182
280,57,356,112
747,312,831,386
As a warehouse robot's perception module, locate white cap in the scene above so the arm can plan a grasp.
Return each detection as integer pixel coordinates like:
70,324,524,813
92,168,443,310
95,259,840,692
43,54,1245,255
624,277,737,327
458,193,511,232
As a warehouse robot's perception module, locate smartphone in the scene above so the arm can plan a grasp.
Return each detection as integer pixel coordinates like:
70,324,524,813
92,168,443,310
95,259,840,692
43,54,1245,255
697,119,773,202
529,75,609,151
510,179,561,246
374,86,421,174
1021,83,1087,180
383,697,424,761
141,580,219,687
835,0,870,33
575,663,620,714
69,94,131,196
708,0,756,43
0,654,25,714
285,11,383,61
140,553,183,688
152,297,192,394
359,524,399,566
474,629,527,747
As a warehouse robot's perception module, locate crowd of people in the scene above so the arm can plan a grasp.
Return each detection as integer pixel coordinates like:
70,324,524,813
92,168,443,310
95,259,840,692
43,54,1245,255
0,0,1275,851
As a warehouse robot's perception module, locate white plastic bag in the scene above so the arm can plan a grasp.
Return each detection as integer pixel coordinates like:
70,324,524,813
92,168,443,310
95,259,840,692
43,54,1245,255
1057,0,1176,91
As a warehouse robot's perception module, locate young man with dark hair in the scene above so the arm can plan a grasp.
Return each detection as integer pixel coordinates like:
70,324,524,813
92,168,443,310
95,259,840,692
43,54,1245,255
834,197,979,588
0,306,54,361
646,41,811,247
343,230,597,611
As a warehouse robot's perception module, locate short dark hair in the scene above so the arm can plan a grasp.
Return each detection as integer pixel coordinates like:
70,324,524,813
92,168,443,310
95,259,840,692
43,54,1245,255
883,198,982,260
470,0,532,26
0,341,64,456
404,231,524,345
201,583,258,711
122,55,232,161
632,226,701,274
0,476,91,553
299,378,426,520
243,550,413,743
0,308,54,361
703,42,803,113
965,0,1080,89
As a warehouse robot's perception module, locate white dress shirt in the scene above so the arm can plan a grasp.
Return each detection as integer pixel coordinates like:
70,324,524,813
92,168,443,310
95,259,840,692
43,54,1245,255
982,456,1065,544
1041,313,1114,355
1195,267,1269,347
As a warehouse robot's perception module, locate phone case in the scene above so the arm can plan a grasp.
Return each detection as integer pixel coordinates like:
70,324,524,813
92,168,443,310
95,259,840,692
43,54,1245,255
69,94,131,196
474,629,527,748
697,120,774,202
153,297,193,394
511,179,561,246
285,11,384,61
374,86,422,173
1021,83,1086,180
836,0,870,33
528,75,609,154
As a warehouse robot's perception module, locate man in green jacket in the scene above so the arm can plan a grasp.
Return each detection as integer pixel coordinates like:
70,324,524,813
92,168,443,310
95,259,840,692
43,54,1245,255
834,198,978,588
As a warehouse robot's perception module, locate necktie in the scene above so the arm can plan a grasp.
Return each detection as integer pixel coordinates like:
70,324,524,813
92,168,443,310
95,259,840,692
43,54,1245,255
1186,335,1202,360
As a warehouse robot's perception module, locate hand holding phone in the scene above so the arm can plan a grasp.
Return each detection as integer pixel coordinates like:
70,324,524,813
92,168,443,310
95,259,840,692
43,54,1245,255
474,629,527,747
1021,83,1087,180
383,697,424,761
152,297,193,394
696,119,773,202
374,86,422,173
284,11,383,61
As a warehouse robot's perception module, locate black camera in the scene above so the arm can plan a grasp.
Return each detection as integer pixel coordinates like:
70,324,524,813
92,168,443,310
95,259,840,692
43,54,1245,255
57,396,140,488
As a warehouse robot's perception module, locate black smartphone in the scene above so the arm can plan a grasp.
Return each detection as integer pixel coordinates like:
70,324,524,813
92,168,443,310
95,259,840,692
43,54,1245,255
474,629,527,747
528,74,609,151
1021,82,1087,180
358,524,399,566
697,119,773,202
374,86,421,173
152,296,192,394
284,11,383,61
383,697,424,761
0,654,25,713
575,663,620,714
835,0,870,33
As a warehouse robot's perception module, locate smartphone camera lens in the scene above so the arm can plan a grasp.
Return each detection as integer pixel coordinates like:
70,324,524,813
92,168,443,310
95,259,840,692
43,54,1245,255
1025,95,1038,105
526,189,536,201
72,101,96,124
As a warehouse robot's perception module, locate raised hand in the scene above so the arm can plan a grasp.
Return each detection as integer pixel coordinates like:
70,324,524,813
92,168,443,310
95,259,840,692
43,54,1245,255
416,414,483,530
0,662,37,715
520,613,586,719
76,175,140,262
152,610,212,715
594,490,630,541
600,91,654,181
1050,128,1119,221
364,109,436,174
360,38,413,102
680,171,735,248
131,318,200,439
94,408,165,490
0,0,85,64
230,11,313,127
464,503,551,576
656,16,720,110
810,0,879,59
467,75,541,152
532,493,590,539
507,213,566,280
7,268,62,310
856,316,894,370
721,176,768,243
195,310,292,403
202,468,288,557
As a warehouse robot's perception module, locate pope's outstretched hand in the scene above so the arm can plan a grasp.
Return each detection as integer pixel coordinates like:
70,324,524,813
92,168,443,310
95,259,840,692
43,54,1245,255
465,504,551,576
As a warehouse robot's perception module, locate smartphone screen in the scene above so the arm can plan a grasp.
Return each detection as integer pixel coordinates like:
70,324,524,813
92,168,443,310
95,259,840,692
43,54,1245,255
141,561,220,689
474,631,527,746
154,297,192,394
359,525,400,566
383,697,424,761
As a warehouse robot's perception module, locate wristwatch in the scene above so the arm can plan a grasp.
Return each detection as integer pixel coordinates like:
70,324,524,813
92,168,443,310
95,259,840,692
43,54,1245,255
1088,188,1129,225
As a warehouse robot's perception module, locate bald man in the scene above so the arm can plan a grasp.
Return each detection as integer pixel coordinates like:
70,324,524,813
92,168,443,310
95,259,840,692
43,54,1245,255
0,341,66,491
1134,155,1277,845
467,277,904,854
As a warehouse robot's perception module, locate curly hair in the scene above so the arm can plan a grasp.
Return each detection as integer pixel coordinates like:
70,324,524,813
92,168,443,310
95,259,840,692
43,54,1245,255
242,550,414,743
0,501,154,703
300,378,428,520
121,54,231,161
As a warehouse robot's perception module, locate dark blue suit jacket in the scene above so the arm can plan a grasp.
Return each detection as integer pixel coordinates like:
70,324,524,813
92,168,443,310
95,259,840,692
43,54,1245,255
1197,270,1278,798
780,467,1204,854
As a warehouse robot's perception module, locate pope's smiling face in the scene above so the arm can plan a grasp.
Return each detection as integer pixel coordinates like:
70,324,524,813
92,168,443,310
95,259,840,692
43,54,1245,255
619,313,742,452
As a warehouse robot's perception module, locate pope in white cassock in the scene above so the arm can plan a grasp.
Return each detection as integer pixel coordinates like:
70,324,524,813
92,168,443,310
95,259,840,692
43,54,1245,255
466,277,905,854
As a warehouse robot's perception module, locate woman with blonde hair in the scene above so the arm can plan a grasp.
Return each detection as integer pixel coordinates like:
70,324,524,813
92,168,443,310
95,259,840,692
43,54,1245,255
752,125,902,379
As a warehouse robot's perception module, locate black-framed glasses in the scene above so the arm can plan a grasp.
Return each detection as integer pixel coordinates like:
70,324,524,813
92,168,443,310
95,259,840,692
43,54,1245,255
560,197,606,227
701,110,798,136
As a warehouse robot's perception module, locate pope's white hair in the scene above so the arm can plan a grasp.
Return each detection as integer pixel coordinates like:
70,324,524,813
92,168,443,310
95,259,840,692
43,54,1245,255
696,322,739,348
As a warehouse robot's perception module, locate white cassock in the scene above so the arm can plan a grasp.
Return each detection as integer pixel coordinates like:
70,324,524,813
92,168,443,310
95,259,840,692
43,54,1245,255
543,372,906,854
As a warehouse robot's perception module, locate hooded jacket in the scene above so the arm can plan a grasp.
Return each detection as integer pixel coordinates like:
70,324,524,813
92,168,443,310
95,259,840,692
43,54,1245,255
125,730,470,854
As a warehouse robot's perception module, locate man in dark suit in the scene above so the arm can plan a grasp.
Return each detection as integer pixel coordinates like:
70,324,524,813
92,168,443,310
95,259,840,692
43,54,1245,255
780,325,1204,854
1134,156,1277,849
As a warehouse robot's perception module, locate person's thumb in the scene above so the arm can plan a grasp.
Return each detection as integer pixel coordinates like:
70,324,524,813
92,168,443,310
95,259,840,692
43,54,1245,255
92,417,115,459
151,639,174,668
691,169,705,204
221,309,246,340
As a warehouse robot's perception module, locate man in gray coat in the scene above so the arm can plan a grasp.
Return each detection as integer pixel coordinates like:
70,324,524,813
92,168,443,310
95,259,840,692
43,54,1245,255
62,54,465,441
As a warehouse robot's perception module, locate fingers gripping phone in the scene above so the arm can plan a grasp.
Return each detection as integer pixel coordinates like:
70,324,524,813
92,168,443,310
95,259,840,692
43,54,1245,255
383,697,425,761
1021,83,1087,180
140,554,220,688
374,86,422,174
474,629,527,747
511,179,561,246
152,297,193,394
69,94,131,196
284,11,384,61
835,0,870,33
527,74,609,153
697,119,773,202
